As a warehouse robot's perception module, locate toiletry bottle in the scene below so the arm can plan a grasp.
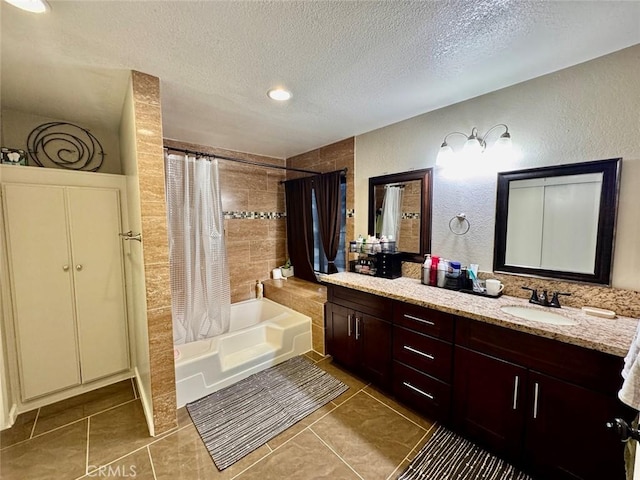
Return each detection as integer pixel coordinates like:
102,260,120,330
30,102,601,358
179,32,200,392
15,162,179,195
422,254,431,285
430,255,439,286
255,280,263,299
437,258,447,287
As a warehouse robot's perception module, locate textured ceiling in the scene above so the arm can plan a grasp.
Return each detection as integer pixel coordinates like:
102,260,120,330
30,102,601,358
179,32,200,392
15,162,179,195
1,1,639,158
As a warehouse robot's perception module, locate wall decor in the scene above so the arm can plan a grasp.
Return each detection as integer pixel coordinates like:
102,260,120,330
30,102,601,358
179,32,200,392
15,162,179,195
1,148,28,166
27,122,105,172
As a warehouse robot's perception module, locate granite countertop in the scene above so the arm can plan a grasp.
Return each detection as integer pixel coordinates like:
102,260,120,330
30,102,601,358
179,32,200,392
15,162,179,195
320,272,639,357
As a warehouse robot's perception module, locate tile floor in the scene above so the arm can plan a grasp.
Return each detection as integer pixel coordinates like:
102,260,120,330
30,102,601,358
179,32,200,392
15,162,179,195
0,353,437,480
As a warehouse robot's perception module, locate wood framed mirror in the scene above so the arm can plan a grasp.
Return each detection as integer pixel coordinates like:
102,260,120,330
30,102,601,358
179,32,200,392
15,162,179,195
368,168,433,263
493,158,621,285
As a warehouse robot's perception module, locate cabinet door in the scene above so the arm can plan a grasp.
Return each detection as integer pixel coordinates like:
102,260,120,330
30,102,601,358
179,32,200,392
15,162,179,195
358,313,392,388
3,184,80,399
325,303,357,369
67,187,129,382
525,371,626,480
453,346,526,460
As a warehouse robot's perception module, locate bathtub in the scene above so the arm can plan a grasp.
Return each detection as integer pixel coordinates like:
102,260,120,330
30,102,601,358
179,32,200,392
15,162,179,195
174,297,312,407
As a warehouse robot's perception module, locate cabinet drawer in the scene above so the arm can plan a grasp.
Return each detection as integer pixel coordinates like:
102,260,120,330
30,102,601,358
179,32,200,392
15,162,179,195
393,326,452,382
328,285,393,319
393,361,451,422
393,302,455,342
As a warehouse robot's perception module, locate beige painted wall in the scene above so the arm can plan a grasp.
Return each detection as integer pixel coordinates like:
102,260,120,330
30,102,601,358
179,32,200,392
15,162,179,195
1,109,122,174
356,45,640,291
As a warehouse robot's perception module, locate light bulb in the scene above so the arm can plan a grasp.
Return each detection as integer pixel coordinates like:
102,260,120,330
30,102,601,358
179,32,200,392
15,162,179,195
267,88,292,101
436,144,455,166
4,0,49,13
493,133,512,151
463,137,483,155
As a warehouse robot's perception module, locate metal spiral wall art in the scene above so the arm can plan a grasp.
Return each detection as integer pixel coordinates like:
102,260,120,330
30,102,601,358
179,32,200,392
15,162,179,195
27,122,105,172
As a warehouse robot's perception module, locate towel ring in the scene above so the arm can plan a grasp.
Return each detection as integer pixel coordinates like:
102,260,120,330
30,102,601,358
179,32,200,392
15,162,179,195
449,213,470,236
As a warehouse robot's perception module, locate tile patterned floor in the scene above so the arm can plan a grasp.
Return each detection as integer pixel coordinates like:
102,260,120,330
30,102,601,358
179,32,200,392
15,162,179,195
0,354,437,480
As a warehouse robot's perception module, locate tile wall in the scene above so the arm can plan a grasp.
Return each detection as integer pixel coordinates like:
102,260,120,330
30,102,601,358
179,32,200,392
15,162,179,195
397,180,421,253
286,137,355,252
130,71,177,435
286,138,355,352
162,139,287,303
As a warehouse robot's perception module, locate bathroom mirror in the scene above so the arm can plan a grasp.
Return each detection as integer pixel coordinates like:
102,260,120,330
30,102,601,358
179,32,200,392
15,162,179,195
368,168,432,262
493,158,621,285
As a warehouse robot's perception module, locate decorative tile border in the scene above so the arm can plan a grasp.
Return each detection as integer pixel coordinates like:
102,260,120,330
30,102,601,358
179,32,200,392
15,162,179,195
223,211,286,219
402,212,420,219
224,210,354,220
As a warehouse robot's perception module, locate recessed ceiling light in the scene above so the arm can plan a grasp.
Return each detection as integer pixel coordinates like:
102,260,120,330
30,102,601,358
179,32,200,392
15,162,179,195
267,88,292,101
4,0,50,13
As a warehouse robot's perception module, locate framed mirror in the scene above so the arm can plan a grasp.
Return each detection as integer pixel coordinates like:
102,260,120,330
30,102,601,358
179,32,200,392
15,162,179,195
368,168,433,262
493,158,621,285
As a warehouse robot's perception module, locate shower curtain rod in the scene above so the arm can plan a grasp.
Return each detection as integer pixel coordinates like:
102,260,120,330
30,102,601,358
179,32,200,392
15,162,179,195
165,146,324,175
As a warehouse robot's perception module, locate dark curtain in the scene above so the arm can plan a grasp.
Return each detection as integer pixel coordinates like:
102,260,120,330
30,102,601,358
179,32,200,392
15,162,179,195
314,170,343,274
284,176,316,282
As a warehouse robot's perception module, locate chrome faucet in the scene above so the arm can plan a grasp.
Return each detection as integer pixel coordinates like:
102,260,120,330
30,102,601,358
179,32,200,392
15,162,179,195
522,287,571,308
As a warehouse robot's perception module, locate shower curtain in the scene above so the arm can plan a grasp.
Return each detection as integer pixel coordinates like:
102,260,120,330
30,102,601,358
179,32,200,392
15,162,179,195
165,152,231,344
380,186,404,244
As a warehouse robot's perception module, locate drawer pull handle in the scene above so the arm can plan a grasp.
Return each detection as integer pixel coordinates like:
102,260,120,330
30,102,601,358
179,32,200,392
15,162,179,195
403,314,435,326
533,382,540,419
403,382,434,400
512,375,519,410
355,317,360,340
347,314,352,337
403,345,435,360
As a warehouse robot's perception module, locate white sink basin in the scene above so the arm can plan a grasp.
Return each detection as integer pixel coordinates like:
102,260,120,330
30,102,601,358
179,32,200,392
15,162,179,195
500,306,578,326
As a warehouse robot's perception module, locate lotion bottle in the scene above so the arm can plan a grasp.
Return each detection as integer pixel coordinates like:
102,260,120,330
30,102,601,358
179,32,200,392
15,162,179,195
255,280,263,299
430,255,439,286
422,254,431,285
437,258,447,288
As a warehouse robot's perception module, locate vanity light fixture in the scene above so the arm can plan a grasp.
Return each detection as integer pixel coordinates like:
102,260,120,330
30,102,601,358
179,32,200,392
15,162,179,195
436,124,512,165
267,88,292,101
4,0,50,13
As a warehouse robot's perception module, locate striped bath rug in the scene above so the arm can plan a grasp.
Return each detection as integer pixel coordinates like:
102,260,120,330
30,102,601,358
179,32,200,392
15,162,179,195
186,355,348,470
400,426,533,480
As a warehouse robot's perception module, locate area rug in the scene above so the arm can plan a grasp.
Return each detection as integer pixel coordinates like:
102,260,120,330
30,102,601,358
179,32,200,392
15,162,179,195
400,426,533,480
186,355,348,470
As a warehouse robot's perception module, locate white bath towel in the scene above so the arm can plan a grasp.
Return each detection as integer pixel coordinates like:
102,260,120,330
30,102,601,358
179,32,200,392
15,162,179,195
619,321,640,410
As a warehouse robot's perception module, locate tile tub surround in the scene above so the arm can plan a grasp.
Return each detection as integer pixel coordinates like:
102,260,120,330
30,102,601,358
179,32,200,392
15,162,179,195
0,354,437,480
263,277,327,355
164,138,287,304
322,272,639,357
401,262,640,319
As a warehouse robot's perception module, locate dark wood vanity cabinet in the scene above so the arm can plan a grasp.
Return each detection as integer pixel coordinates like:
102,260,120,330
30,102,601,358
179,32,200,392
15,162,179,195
325,285,393,388
454,317,630,480
392,302,455,421
453,347,526,460
324,284,631,480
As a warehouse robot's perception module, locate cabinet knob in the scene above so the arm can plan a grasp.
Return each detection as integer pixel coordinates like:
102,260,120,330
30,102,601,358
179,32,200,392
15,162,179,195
606,418,640,442
62,265,69,272
76,264,83,271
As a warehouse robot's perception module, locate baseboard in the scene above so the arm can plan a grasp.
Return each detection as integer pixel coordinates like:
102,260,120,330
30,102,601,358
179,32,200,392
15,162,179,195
134,366,155,437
